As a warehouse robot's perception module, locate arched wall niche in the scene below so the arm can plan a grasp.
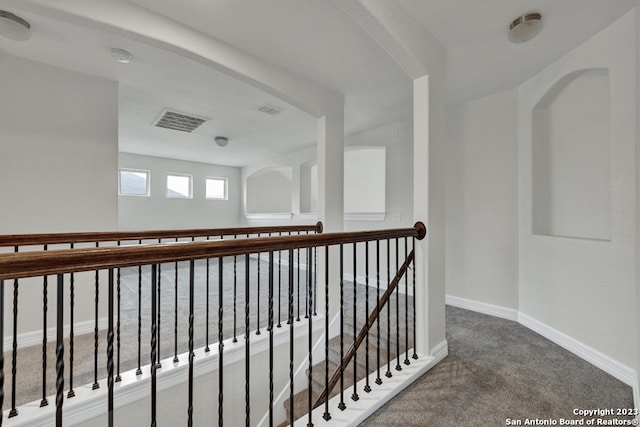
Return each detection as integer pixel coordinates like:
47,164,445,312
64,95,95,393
531,68,611,240
245,166,293,213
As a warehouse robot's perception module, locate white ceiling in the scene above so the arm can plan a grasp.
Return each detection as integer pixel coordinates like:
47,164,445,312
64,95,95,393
0,0,636,166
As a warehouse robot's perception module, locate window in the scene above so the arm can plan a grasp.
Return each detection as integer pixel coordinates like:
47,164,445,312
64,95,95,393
166,173,192,198
119,169,150,196
206,177,227,200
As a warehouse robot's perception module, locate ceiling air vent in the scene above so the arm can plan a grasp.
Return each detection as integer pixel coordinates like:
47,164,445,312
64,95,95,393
256,103,284,116
154,110,208,133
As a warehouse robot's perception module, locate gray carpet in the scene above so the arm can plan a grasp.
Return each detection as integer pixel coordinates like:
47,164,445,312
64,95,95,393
360,305,634,427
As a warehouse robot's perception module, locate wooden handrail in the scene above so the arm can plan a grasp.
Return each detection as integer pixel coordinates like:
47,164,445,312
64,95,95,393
0,223,426,281
312,249,415,410
0,222,323,247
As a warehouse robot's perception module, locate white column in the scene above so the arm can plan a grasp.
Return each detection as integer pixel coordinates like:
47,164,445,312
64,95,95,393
413,74,447,356
634,1,640,414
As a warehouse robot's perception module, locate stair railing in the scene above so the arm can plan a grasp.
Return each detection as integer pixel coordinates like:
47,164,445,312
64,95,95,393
0,222,425,427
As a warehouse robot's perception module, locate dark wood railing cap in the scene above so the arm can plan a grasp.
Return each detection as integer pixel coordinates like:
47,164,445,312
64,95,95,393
0,224,425,281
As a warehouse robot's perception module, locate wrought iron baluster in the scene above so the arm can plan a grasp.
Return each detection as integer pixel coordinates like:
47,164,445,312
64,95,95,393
338,244,346,411
1,279,4,426
68,244,76,397
157,243,162,368
296,242,301,322
364,241,371,393
245,253,250,427
115,242,121,383
93,243,101,389
107,269,115,427
307,247,314,427
233,235,238,343
375,240,382,386
268,252,274,427
305,231,309,319
277,232,282,328
404,237,410,366
322,246,331,421
40,245,49,407
412,236,418,360
218,255,224,427
351,242,359,402
188,260,195,427
55,274,64,427
136,242,143,376
313,244,317,316
288,249,295,426
385,239,392,379
151,264,158,427
207,237,212,350
9,247,18,418
395,238,402,372
173,239,179,364
256,233,261,335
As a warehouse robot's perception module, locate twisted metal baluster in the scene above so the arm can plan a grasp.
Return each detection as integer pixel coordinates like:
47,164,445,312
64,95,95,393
404,237,410,366
351,242,359,402
305,231,309,319
107,269,115,427
55,274,64,427
206,237,212,350
135,242,143,377
218,255,224,427
385,239,392,379
173,239,179,363
288,249,295,425
93,243,101,389
256,234,261,335
268,252,274,427
245,254,250,427
188,261,194,427
157,242,162,368
322,246,331,421
115,242,122,383
233,235,238,343
395,238,402,372
9,247,18,418
277,232,282,328
296,242,301,322
150,265,158,427
68,244,76,397
306,247,314,427
412,237,418,360
338,244,346,411
40,245,49,407
364,241,371,393
313,244,317,316
375,240,382,386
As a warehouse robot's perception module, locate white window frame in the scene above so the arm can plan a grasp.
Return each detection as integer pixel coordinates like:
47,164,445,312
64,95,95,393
118,168,150,197
166,173,193,199
206,176,228,200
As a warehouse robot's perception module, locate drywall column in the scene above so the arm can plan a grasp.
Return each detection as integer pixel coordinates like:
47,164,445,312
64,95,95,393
414,74,447,356
316,105,345,322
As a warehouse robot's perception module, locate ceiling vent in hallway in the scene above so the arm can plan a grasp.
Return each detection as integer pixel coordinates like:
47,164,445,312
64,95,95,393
154,110,208,133
256,103,284,116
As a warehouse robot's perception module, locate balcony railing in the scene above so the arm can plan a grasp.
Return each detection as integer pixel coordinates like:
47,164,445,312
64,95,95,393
0,222,425,426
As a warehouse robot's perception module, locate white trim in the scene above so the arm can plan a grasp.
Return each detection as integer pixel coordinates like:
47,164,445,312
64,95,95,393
445,295,518,321
344,212,386,221
245,213,294,220
4,316,324,426
634,373,639,421
517,312,635,386
4,317,108,352
295,213,318,221
445,295,636,389
293,344,448,426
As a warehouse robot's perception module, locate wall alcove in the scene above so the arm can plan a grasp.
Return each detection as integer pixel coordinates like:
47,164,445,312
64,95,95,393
245,166,293,214
531,68,611,241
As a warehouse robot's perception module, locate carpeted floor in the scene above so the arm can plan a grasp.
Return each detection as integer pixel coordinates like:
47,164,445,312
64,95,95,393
360,305,635,427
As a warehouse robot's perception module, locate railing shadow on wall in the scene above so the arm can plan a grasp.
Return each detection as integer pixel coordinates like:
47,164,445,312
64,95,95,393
0,222,425,426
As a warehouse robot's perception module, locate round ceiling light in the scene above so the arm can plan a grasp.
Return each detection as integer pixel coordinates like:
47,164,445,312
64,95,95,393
111,48,133,64
508,13,542,43
0,10,32,42
215,136,229,147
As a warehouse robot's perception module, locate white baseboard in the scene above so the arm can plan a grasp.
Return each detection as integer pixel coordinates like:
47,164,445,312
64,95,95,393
634,373,639,416
4,317,108,352
445,294,636,394
517,312,635,387
445,295,518,321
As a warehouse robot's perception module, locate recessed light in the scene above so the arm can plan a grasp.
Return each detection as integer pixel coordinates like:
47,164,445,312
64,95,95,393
111,48,133,64
508,13,542,43
0,10,31,42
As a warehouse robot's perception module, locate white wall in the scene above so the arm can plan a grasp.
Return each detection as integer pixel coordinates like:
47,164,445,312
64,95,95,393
246,167,293,214
0,53,118,234
519,11,636,369
0,53,119,337
445,89,519,310
118,153,242,230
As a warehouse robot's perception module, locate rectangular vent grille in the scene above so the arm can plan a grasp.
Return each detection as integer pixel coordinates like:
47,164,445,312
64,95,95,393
154,110,208,133
257,103,284,116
